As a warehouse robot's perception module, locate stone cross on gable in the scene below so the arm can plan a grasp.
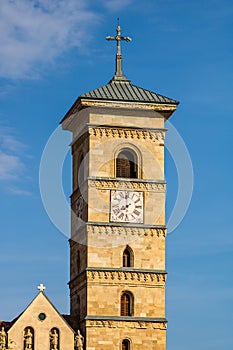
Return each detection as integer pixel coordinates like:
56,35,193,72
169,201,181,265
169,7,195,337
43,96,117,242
37,283,46,292
106,20,132,79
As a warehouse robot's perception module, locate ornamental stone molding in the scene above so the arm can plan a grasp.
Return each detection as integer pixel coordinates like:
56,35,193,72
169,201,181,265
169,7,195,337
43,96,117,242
86,270,166,284
87,224,166,238
88,178,166,192
85,319,167,330
89,126,165,144
80,100,177,114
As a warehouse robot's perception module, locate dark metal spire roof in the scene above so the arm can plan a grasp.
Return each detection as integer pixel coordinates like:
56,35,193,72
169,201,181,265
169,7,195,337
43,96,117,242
61,23,179,123
80,79,178,105
79,22,178,106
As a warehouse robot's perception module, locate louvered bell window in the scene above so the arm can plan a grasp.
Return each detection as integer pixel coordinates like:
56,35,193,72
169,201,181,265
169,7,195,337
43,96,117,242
116,149,137,178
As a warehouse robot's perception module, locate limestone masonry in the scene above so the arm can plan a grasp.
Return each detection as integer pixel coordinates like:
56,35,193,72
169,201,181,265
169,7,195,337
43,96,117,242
0,24,179,350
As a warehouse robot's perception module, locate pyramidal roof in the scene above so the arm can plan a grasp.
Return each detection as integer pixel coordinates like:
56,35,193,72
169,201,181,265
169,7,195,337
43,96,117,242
80,78,178,105
61,24,179,123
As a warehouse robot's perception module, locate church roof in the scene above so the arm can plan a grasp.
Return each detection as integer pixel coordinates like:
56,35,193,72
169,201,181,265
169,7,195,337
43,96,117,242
61,24,179,123
0,321,13,332
6,286,75,334
79,78,178,105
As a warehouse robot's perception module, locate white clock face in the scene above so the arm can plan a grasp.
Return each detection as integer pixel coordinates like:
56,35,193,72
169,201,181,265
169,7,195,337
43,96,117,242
110,190,143,223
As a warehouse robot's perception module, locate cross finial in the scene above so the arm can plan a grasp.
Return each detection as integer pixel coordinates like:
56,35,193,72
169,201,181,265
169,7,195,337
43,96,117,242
106,20,132,80
37,283,46,292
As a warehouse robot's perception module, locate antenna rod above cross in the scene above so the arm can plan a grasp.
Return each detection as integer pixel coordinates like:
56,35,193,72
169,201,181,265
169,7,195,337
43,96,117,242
106,20,132,80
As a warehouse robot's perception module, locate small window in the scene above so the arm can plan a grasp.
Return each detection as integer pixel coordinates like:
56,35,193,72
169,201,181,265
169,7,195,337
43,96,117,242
24,327,34,350
50,328,60,350
77,250,80,273
122,339,130,350
78,154,84,185
121,292,134,316
123,246,133,267
116,149,138,178
77,295,80,321
38,312,46,321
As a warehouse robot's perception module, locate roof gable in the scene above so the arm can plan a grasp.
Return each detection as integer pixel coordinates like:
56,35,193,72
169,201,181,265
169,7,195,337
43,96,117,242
8,291,75,334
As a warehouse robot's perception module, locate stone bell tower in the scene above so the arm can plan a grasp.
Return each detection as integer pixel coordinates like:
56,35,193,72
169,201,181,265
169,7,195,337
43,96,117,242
61,24,179,350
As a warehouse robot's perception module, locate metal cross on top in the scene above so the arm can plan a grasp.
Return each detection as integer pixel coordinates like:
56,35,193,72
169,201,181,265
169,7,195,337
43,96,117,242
106,20,132,79
37,283,46,292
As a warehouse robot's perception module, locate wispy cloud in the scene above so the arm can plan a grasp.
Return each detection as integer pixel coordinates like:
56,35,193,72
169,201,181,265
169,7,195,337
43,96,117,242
0,0,136,80
101,0,134,12
8,187,32,196
0,125,32,195
0,126,27,153
0,0,99,79
0,152,24,180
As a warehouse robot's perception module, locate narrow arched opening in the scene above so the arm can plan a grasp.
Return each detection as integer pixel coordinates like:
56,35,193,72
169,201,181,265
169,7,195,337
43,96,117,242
122,339,130,350
78,154,84,185
77,250,80,273
116,149,138,178
122,246,134,267
120,291,134,316
77,295,80,321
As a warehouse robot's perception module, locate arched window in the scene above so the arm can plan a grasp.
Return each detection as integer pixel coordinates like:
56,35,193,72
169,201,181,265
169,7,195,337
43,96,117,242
116,149,138,178
49,328,60,350
77,250,80,273
78,154,84,185
123,246,133,267
122,339,130,350
77,295,80,321
121,292,134,316
23,327,34,350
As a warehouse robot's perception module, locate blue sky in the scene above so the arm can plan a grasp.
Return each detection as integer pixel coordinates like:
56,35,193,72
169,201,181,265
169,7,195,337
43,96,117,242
0,0,232,349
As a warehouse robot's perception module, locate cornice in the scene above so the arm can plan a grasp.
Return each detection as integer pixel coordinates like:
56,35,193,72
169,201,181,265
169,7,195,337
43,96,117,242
80,99,177,115
87,223,166,237
69,268,166,286
88,177,165,192
88,125,165,144
71,123,167,149
87,267,166,274
86,269,166,284
82,316,167,329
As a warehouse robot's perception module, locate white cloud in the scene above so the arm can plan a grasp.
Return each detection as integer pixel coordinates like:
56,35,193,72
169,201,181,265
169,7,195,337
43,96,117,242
0,126,34,195
8,187,32,196
0,0,99,79
0,126,27,183
101,0,134,12
0,126,27,153
0,0,136,80
0,152,24,180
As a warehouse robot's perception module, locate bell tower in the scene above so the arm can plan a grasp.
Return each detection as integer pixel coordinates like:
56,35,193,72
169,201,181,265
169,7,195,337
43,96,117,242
61,24,179,350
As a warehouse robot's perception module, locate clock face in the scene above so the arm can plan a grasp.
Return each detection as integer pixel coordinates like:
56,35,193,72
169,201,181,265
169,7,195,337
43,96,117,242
110,190,143,223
